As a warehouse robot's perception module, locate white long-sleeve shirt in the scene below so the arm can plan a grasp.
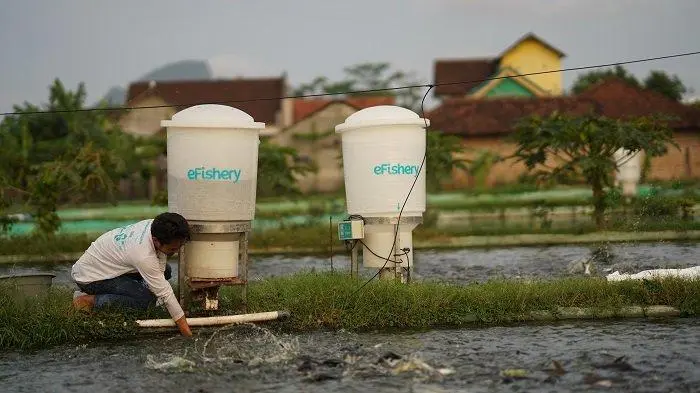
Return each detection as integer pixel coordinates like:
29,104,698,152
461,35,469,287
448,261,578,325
71,219,185,321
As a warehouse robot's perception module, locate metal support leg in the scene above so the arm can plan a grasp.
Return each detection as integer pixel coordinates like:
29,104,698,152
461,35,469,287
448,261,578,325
394,224,402,282
241,231,248,313
177,245,189,314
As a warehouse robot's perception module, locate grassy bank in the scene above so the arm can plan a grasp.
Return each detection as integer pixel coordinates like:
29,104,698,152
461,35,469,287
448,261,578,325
237,273,700,331
0,273,698,351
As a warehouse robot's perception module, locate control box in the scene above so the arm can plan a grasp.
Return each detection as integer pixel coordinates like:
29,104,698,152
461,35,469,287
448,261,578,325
338,220,364,241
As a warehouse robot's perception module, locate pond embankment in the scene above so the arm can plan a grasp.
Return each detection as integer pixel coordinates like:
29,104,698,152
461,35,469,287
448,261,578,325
1,273,698,351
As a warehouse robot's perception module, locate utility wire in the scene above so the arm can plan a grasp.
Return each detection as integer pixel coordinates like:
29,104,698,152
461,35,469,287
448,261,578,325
1,50,699,117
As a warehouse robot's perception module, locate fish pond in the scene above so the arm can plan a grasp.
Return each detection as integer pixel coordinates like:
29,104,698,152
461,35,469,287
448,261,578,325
1,242,699,392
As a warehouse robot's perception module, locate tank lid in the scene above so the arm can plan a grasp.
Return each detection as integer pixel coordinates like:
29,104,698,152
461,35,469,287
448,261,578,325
335,105,429,133
161,104,265,129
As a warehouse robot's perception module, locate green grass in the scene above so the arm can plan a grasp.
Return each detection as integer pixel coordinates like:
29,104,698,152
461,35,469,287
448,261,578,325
1,273,699,351
233,273,700,331
0,285,156,351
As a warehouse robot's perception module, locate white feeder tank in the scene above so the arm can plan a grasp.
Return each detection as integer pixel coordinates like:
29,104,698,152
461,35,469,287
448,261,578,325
335,105,429,273
614,148,642,197
161,104,264,310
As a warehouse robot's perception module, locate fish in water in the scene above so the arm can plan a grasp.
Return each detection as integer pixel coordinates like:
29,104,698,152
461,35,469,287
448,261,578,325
567,256,596,275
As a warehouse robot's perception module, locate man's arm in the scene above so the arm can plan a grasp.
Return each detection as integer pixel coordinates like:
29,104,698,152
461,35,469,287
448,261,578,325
134,256,192,336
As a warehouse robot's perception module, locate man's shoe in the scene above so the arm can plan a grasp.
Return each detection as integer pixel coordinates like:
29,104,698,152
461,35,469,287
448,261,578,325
72,294,95,312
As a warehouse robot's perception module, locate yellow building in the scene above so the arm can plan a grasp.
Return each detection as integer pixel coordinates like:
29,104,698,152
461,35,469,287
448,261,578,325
433,32,566,100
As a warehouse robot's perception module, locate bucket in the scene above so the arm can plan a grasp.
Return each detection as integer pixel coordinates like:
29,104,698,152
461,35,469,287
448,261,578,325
0,273,56,299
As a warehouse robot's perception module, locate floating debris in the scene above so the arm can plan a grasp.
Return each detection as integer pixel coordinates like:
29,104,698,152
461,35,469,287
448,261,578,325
500,368,529,381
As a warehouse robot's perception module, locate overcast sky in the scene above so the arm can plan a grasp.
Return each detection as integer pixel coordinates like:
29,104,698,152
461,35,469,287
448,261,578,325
1,0,699,114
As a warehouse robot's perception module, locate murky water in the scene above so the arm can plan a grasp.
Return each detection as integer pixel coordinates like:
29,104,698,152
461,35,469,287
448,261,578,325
1,242,699,392
0,319,698,392
3,241,699,285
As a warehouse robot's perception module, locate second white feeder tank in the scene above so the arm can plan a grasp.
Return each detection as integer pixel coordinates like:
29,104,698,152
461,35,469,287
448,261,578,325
335,105,429,218
336,105,429,270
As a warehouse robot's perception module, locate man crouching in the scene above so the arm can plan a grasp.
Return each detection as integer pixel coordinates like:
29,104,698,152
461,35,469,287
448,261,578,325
71,212,192,337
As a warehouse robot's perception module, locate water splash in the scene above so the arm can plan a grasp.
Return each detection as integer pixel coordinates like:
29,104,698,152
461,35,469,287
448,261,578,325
145,354,195,372
144,323,299,373
193,322,299,366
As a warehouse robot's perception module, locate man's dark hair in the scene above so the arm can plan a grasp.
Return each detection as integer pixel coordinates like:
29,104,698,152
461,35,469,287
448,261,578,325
151,212,191,244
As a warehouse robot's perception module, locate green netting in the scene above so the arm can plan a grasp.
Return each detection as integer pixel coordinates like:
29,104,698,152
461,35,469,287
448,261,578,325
57,205,167,220
5,215,349,237
8,220,136,236
4,187,693,237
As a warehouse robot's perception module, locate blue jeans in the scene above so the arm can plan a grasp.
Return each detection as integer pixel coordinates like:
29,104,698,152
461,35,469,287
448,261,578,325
77,264,172,312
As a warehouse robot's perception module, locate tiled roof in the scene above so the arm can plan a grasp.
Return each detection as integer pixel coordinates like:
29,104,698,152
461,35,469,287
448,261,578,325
292,96,396,123
124,78,285,125
579,78,700,128
345,96,396,110
293,99,330,123
427,78,700,136
428,96,594,136
433,59,498,97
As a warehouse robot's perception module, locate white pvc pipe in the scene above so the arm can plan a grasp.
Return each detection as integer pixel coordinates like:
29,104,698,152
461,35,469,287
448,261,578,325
136,310,290,328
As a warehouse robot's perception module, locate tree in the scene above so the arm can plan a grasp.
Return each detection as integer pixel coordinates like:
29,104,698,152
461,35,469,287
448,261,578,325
571,65,640,94
291,123,333,192
293,62,426,112
425,132,468,192
571,66,689,101
509,112,677,229
0,173,17,235
0,78,139,236
643,70,688,101
256,139,314,198
466,150,501,191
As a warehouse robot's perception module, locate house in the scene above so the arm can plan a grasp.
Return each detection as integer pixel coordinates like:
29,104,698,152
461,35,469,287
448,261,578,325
427,78,700,188
268,96,395,193
119,76,293,137
433,32,566,100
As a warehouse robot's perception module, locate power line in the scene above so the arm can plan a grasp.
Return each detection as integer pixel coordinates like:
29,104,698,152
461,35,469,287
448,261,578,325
1,50,699,117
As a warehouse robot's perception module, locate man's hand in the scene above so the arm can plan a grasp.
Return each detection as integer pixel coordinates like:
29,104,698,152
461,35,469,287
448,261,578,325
175,316,192,337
